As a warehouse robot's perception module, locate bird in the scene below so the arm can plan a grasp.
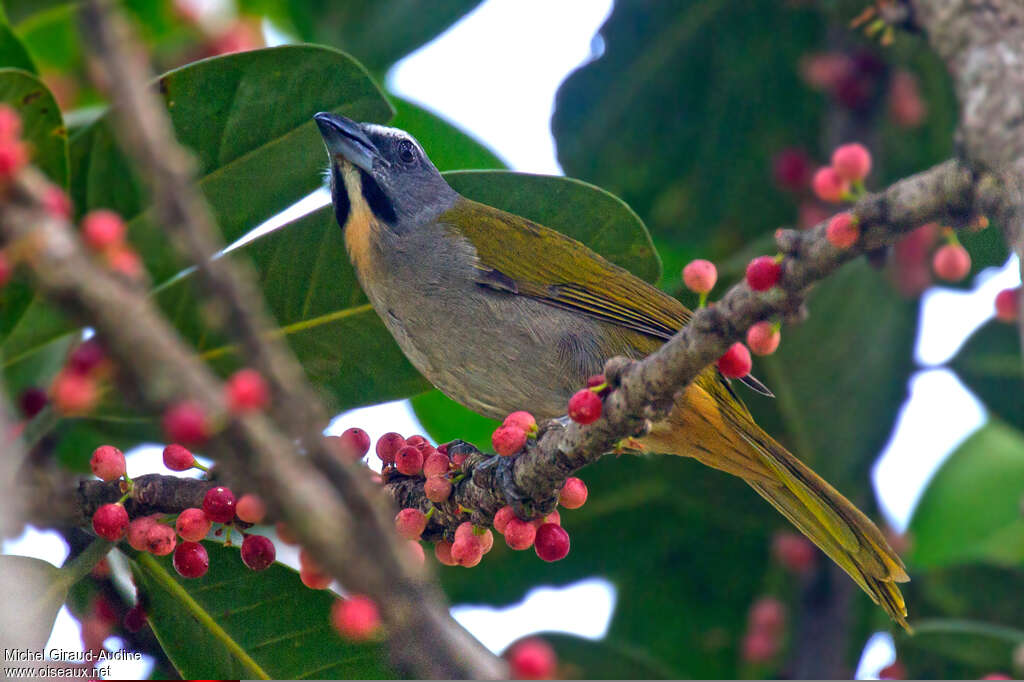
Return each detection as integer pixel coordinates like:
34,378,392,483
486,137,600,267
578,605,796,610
313,112,910,628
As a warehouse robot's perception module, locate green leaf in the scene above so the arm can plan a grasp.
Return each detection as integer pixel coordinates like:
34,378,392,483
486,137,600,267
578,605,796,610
0,68,67,185
0,16,36,73
950,320,1024,432
908,420,1024,568
0,554,65,650
130,543,394,680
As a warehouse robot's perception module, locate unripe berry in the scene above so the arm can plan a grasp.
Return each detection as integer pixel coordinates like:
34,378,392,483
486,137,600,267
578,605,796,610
162,443,195,471
202,486,236,523
717,343,752,379
534,523,570,562
503,518,537,550
493,505,517,535
240,534,275,571
423,475,452,502
559,477,588,509
745,256,782,291
748,596,786,634
338,427,370,459
67,339,106,376
682,259,718,294
127,515,158,551
235,494,266,524
18,387,48,418
772,531,816,573
331,595,380,641
812,166,849,203
175,508,211,542
394,445,424,476
173,541,209,578
51,370,98,414
506,638,557,680
826,212,859,249
225,368,269,413
375,432,405,464
80,210,126,251
746,322,781,356
932,243,971,282
145,523,177,556
92,503,129,541
741,629,779,663
423,452,450,477
90,445,125,481
434,540,458,566
567,388,602,425
492,424,527,456
831,143,871,182
995,287,1020,322
503,410,538,435
162,401,209,445
395,508,427,540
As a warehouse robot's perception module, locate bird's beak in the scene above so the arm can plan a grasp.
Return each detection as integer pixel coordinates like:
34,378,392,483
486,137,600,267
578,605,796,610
314,112,378,174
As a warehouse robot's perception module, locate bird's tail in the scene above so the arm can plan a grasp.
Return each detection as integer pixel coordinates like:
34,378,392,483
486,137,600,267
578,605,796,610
642,383,911,630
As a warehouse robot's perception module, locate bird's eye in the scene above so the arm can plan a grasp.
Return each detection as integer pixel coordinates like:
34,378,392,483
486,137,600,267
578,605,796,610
398,139,416,164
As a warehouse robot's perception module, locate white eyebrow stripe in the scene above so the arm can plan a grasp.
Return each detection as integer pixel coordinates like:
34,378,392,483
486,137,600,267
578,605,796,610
360,123,426,155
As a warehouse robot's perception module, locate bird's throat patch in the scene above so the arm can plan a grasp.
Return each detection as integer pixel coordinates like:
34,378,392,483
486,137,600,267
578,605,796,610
358,168,397,224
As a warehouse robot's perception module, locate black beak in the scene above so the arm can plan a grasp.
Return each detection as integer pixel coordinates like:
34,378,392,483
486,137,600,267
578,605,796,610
314,112,378,174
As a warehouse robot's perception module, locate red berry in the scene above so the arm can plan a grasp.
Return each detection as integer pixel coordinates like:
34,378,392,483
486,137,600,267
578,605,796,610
878,661,906,680
331,595,380,641
80,210,126,251
831,143,872,182
395,508,427,540
162,401,209,445
18,387,48,418
406,435,428,449
746,322,781,356
932,243,971,281
683,259,718,294
423,452,450,477
51,370,98,414
826,212,860,249
434,540,458,566
772,532,816,573
0,139,28,178
534,523,570,562
173,541,209,578
127,515,158,551
90,445,126,482
745,255,782,291
202,486,236,523
240,534,275,571
812,166,849,203
42,185,72,219
567,388,602,425
0,105,22,140
375,432,405,464
235,493,266,524
454,521,476,542
162,443,195,471
503,410,538,435
451,533,484,567
92,503,129,541
68,339,106,376
105,245,143,279
123,604,147,632
995,287,1020,322
558,477,588,509
506,638,557,680
493,505,517,535
492,424,527,456
772,147,811,193
145,522,177,556
406,540,426,564
175,507,212,542
748,596,786,634
717,343,752,378
394,445,424,476
339,427,371,459
225,368,269,412
741,629,779,663
533,509,561,528
504,518,537,550
423,475,452,502
300,564,332,589
0,250,11,288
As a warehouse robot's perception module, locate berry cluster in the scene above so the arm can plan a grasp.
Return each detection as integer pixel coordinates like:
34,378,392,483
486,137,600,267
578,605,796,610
79,210,144,280
162,367,271,445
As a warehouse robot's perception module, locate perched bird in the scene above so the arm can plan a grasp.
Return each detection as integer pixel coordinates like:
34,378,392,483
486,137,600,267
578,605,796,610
314,112,910,628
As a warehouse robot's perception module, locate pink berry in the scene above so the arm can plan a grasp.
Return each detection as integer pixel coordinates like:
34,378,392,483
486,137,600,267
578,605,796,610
235,493,266,524
127,515,159,551
567,388,602,425
741,629,779,663
375,432,405,464
173,541,209,578
105,245,144,279
451,534,484,568
162,443,195,471
202,486,236,523
0,105,22,140
240,534,276,571
0,139,28,178
225,368,269,412
772,148,811,192
506,638,557,680
826,212,860,249
748,596,786,634
878,661,906,680
559,477,588,509
493,505,517,535
503,410,538,435
454,521,476,542
533,509,561,528
80,210,126,251
980,675,1011,680
339,427,371,459
831,143,872,182
478,528,495,554
683,259,718,294
434,540,458,566
162,401,209,445
90,445,125,482
92,503,129,541
51,370,98,414
394,445,424,476
812,166,849,203
423,452,450,477
492,424,527,456
331,595,380,641
534,523,570,562
932,243,971,281
67,339,106,375
746,322,781,356
300,565,332,589
503,518,537,550
745,255,782,291
395,508,427,540
175,507,212,542
995,287,1020,321
42,186,72,219
772,532,816,573
144,522,177,556
405,434,428,448
717,343,752,378
423,475,452,502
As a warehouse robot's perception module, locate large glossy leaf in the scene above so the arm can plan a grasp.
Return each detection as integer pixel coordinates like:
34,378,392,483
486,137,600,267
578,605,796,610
0,15,35,73
0,68,66,184
130,544,394,679
907,420,1024,569
949,320,1024,432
